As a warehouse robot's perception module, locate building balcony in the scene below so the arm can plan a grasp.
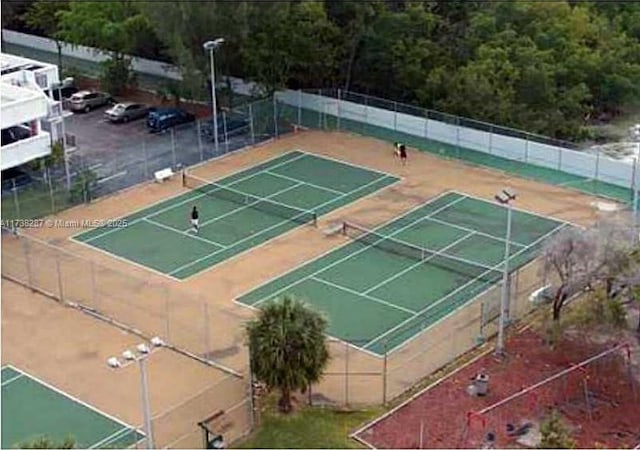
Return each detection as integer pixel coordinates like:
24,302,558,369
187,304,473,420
1,131,51,171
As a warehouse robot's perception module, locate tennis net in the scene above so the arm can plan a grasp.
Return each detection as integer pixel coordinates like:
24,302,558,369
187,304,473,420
183,172,317,226
343,221,503,282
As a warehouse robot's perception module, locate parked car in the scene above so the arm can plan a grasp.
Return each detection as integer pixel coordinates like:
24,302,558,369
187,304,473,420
104,102,150,123
1,126,31,146
51,78,78,101
1,167,33,192
146,107,195,133
200,116,249,141
69,90,114,113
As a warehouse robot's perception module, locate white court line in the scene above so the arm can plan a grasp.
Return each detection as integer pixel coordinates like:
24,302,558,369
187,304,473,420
68,149,302,241
195,182,305,229
450,189,574,228
82,151,309,243
250,194,468,308
363,221,569,352
143,218,227,248
265,170,345,195
296,148,398,179
170,173,397,277
89,426,136,449
3,365,141,434
310,276,417,315
362,231,477,295
424,216,528,248
233,191,459,303
1,373,24,387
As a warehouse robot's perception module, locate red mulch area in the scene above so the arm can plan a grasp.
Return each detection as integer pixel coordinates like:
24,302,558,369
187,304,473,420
355,327,640,449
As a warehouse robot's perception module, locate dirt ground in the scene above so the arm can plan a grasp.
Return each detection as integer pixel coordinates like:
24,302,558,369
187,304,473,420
354,326,640,449
1,280,250,448
3,129,615,441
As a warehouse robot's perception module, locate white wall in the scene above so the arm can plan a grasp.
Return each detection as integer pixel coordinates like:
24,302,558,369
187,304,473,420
276,90,636,190
1,131,51,170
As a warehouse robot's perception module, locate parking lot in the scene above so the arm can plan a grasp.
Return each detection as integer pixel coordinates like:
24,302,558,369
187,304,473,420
62,93,264,197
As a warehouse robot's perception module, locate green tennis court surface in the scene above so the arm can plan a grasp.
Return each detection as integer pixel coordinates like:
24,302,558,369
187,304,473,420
75,150,398,279
238,191,566,356
1,366,142,448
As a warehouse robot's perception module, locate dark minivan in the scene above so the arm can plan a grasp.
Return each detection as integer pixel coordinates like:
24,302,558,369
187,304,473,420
146,108,195,133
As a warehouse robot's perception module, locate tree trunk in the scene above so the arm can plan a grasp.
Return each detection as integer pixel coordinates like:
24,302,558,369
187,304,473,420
278,387,292,414
343,33,362,92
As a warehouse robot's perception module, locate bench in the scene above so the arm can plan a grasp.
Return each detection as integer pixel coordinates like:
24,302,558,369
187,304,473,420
154,168,174,183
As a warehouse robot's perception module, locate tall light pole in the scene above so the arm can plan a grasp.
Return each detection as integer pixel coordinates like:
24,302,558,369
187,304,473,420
494,189,516,356
107,337,164,449
203,38,225,154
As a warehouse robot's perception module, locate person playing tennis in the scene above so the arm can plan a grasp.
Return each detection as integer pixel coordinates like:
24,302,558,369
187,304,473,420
190,206,199,234
394,142,407,165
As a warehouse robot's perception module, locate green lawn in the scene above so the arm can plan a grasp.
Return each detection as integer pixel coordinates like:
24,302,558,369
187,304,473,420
237,404,381,449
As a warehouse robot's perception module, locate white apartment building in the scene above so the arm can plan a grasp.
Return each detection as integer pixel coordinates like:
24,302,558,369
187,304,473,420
1,53,73,171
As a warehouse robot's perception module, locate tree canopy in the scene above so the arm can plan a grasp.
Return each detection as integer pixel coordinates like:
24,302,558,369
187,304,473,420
9,0,640,139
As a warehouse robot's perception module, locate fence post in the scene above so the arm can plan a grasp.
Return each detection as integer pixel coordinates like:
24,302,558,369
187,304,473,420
248,103,255,145
197,120,204,161
203,302,211,358
171,128,177,168
524,137,530,163
633,157,639,221
455,116,461,159
90,261,98,308
222,111,229,154
273,95,279,139
297,89,302,127
12,179,21,221
142,141,149,179
364,96,369,131
488,126,493,155
22,236,34,288
393,101,398,136
558,147,563,171
337,89,342,131
55,252,65,303
423,109,429,139
594,148,600,182
48,173,55,215
382,341,388,405
344,339,350,406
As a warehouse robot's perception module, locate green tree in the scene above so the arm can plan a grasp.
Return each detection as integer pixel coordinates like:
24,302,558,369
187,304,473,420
246,296,329,413
56,1,156,94
538,410,575,449
18,436,75,449
22,1,70,71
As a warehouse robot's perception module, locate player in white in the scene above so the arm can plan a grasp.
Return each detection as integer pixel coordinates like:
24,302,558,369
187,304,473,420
190,206,199,234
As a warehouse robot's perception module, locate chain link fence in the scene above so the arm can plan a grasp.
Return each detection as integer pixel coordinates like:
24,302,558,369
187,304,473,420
302,256,544,407
1,95,287,222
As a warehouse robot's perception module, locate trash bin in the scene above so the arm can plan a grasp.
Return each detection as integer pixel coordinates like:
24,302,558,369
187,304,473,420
474,373,489,396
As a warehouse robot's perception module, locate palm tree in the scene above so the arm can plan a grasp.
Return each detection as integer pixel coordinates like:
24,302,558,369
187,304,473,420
18,436,75,449
246,295,330,413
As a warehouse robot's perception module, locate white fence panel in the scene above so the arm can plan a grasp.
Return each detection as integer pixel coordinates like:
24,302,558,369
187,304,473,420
458,128,490,153
598,158,634,188
395,113,425,137
339,101,367,122
559,150,597,178
367,107,395,130
491,134,527,161
427,119,457,146
526,142,561,170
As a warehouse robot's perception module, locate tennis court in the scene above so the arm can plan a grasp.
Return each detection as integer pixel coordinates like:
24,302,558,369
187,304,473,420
1,366,142,448
74,150,398,279
238,191,567,356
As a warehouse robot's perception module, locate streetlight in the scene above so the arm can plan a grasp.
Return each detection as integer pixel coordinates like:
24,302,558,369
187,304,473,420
107,337,164,449
203,38,225,154
494,188,516,356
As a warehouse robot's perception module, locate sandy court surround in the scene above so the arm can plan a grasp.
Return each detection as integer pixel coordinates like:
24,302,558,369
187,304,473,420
17,129,606,377
1,280,250,447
